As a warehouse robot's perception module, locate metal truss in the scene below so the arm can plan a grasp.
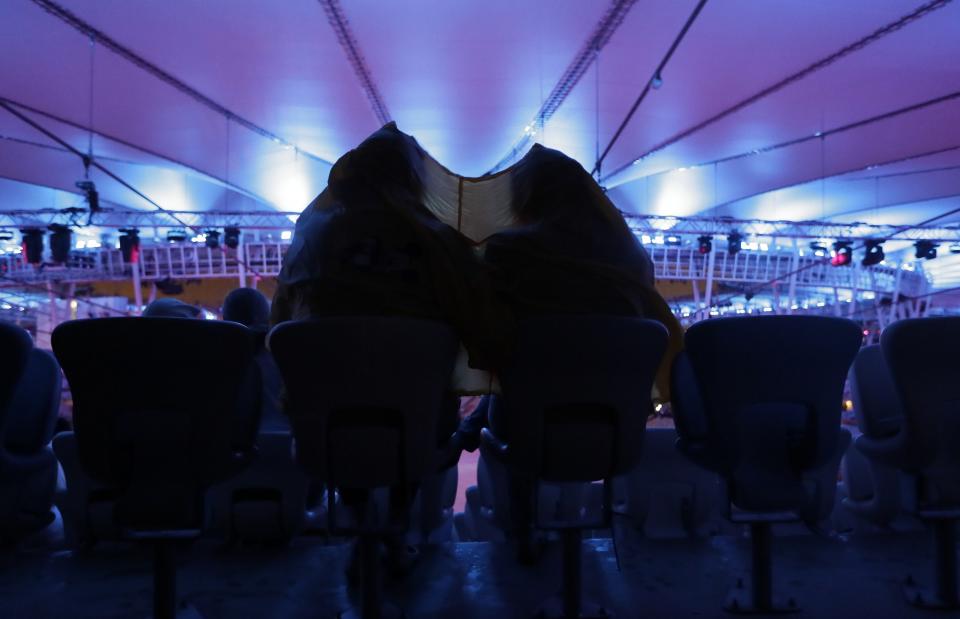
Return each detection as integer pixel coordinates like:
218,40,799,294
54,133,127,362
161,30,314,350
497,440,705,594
0,209,299,231
0,241,928,303
625,214,960,243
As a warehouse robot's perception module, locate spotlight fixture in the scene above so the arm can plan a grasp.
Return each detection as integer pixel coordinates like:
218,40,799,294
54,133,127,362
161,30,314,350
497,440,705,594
831,241,852,267
727,231,742,255
862,240,885,267
0,229,14,241
223,226,241,249
697,235,713,254
48,224,72,263
915,240,938,260
20,228,44,264
204,229,220,249
664,234,681,246
809,242,828,257
118,228,140,263
166,229,188,243
950,243,960,254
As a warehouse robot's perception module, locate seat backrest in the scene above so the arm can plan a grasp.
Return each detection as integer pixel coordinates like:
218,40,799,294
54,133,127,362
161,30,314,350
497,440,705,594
268,317,459,489
881,317,960,473
497,316,667,482
849,345,904,439
52,318,258,492
676,316,861,507
0,322,34,440
3,349,62,455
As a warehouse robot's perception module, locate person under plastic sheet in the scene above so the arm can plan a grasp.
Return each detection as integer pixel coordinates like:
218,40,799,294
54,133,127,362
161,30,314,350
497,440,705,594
271,121,512,387
222,287,288,433
459,144,685,562
270,122,511,574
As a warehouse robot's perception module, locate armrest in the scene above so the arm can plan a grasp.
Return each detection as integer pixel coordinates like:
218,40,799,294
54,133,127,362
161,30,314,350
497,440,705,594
480,428,509,461
854,432,906,469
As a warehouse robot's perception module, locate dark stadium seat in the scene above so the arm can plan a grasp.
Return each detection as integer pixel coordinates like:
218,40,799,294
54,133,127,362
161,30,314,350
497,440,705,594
52,317,259,619
843,345,905,528
268,317,459,619
480,316,667,619
0,331,60,544
671,315,862,613
855,318,960,609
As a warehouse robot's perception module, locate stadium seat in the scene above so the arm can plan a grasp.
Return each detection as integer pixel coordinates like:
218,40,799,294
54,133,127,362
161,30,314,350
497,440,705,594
268,317,460,619
1,339,61,544
843,345,905,528
620,427,723,538
205,430,309,543
855,318,960,609
52,317,259,619
480,316,667,619
671,315,862,613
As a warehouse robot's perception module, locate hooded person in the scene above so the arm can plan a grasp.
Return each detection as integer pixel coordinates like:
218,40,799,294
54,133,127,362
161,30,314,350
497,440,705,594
271,123,512,576
466,144,684,562
271,122,511,376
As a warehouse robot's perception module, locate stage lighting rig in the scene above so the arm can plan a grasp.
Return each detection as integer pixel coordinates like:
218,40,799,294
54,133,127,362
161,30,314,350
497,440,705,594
204,229,221,249
862,240,885,266
727,231,742,255
697,235,713,254
20,228,44,264
831,241,852,266
223,226,241,249
48,224,72,263
664,234,681,246
915,240,937,260
119,228,140,263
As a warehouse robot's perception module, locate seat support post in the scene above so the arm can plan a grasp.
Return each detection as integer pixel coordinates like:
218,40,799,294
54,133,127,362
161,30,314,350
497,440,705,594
751,522,773,609
562,528,582,619
723,520,798,613
153,540,176,619
933,519,958,607
359,534,382,619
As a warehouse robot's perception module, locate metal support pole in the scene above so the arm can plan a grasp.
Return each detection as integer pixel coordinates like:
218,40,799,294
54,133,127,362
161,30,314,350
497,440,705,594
153,541,176,619
131,258,143,315
562,528,583,618
359,534,382,619
691,279,701,320
237,239,247,288
934,520,959,605
833,288,842,317
752,522,773,610
703,247,716,318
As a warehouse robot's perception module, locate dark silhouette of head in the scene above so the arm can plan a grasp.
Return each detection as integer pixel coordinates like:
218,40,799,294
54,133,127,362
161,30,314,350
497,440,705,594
142,298,201,319
223,287,270,331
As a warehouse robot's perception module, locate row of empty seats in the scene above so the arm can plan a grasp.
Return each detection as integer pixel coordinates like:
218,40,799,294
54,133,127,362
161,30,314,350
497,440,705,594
1,314,958,617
